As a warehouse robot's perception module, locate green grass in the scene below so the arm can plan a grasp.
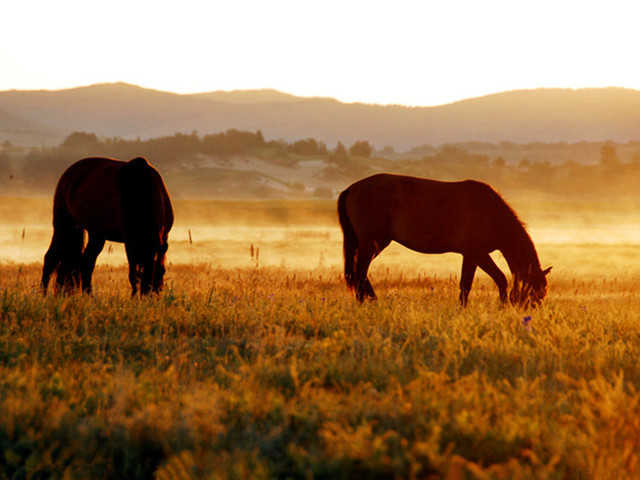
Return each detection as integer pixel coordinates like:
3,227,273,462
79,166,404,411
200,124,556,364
1,263,640,479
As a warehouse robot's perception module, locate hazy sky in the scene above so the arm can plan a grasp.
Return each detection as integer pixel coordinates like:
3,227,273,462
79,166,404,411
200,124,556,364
2,0,638,106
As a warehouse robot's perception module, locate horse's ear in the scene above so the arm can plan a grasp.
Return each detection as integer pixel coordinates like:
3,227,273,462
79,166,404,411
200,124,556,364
542,267,552,276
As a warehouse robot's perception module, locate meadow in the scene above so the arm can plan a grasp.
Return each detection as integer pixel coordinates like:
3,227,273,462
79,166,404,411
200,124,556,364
2,195,640,478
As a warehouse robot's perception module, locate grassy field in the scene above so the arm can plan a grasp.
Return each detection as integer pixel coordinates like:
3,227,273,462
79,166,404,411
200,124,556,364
2,196,640,478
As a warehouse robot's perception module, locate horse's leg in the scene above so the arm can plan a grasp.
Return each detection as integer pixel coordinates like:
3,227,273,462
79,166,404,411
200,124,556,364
353,239,389,302
152,241,169,293
52,225,84,292
459,255,478,306
42,210,78,293
140,258,155,296
81,234,105,294
130,265,140,297
42,233,65,293
352,244,375,302
124,243,139,296
475,253,508,304
361,278,376,301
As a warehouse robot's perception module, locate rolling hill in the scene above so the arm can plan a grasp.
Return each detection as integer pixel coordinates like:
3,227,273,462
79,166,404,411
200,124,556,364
0,83,639,148
0,105,69,146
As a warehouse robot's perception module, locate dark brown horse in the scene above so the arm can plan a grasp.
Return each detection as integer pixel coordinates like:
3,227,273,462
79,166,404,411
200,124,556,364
338,174,551,306
42,157,173,295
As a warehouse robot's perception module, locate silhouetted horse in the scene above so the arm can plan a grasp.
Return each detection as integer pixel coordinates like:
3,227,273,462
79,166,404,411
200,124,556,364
338,174,551,306
42,157,173,295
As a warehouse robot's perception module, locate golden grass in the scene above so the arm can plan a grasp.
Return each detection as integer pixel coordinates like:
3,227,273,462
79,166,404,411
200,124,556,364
2,196,640,478
2,257,640,478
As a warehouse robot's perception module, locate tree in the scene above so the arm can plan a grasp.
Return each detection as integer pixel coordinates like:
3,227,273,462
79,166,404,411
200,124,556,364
518,158,532,169
291,138,327,156
378,146,396,158
349,140,373,158
600,144,619,167
61,132,100,152
202,129,264,156
335,142,347,156
327,141,348,165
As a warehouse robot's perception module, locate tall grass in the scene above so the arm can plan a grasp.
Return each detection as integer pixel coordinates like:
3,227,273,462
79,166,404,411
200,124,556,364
2,263,640,479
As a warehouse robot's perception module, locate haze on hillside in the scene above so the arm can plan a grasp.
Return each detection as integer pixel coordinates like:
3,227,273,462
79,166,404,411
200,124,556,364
1,84,640,149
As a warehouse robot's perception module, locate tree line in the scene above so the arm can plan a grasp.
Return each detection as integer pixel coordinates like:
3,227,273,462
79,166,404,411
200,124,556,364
52,130,373,163
398,143,640,196
2,129,640,197
0,130,376,195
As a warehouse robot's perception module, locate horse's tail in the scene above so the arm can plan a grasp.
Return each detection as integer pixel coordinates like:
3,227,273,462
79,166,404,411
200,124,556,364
337,187,358,290
42,177,85,292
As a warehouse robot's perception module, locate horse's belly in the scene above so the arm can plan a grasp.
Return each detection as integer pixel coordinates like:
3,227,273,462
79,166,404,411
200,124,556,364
72,211,124,242
86,224,124,243
392,222,463,255
67,191,123,241
395,237,457,255
104,232,125,243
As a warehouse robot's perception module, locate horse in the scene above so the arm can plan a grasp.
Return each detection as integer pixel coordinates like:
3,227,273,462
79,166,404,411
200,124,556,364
42,157,174,296
337,173,551,306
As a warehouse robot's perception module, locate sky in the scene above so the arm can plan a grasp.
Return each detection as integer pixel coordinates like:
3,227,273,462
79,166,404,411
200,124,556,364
2,0,639,106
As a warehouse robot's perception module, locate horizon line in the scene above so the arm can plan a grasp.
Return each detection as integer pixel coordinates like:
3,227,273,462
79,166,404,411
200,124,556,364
1,82,637,109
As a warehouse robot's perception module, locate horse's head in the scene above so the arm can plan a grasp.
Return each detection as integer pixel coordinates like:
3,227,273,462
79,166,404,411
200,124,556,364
138,240,168,295
151,242,168,293
510,266,552,307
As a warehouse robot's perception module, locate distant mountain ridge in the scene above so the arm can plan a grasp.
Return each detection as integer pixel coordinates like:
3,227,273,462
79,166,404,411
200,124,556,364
1,83,639,148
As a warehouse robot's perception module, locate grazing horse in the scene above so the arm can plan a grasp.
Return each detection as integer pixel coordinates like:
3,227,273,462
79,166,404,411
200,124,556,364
337,173,551,306
42,157,173,295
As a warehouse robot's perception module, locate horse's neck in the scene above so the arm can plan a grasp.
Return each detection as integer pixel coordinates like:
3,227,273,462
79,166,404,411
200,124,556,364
500,226,540,279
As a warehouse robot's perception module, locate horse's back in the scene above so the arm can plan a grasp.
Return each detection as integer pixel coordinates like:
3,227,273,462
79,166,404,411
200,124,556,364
343,174,510,254
54,157,172,242
52,158,122,234
57,157,123,187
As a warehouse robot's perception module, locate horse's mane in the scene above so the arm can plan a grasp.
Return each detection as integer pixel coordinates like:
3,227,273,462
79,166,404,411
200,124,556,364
492,187,527,231
482,183,540,268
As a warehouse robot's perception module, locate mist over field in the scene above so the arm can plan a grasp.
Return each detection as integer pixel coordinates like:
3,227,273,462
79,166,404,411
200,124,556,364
2,86,640,304
3,194,640,289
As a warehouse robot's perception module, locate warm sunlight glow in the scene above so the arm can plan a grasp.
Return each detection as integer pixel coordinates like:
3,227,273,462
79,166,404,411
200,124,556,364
4,2,640,476
2,0,639,106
